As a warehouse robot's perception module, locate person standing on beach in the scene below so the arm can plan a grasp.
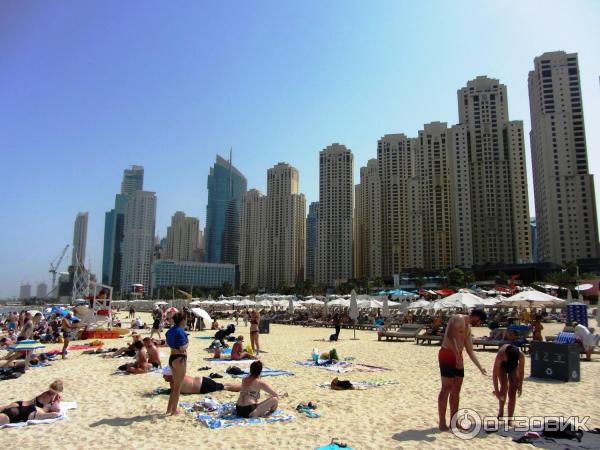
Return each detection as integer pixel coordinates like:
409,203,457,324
492,344,524,424
437,309,487,431
249,310,260,355
150,307,163,340
61,313,79,360
165,312,188,415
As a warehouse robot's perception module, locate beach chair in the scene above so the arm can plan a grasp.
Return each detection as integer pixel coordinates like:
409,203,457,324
378,324,424,342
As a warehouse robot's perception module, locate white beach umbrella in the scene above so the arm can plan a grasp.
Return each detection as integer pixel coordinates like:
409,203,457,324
154,301,168,306
567,289,573,304
435,292,484,309
480,297,501,306
189,301,202,306
408,299,432,310
349,290,359,339
257,299,272,307
503,290,565,307
327,298,350,307
303,298,324,306
382,297,390,317
190,308,213,329
387,300,403,309
357,299,383,309
237,299,256,307
287,297,295,315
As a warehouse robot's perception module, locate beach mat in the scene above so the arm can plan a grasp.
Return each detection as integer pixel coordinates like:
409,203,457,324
204,358,254,364
181,400,295,429
229,368,294,378
68,344,103,350
497,428,600,449
316,379,399,389
0,402,77,429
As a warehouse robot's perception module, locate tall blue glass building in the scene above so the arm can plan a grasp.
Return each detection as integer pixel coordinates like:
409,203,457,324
204,155,247,266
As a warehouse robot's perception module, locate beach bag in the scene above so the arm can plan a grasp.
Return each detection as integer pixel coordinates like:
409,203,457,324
329,348,339,361
329,333,338,341
226,366,245,375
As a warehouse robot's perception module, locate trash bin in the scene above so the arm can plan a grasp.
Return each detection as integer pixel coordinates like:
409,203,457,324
530,341,580,382
259,319,270,334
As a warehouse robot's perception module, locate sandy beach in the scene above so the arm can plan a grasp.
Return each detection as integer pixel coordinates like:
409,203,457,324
1,313,599,450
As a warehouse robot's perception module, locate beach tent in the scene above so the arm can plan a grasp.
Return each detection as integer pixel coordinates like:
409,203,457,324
382,297,390,317
190,308,213,329
503,290,565,307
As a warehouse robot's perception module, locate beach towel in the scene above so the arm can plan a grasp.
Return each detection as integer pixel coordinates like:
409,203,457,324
203,358,254,364
0,402,77,429
352,363,392,373
228,368,294,378
68,344,103,351
181,399,295,429
205,347,232,355
316,379,399,389
315,444,353,450
195,336,215,340
555,332,576,344
497,428,600,449
113,366,163,376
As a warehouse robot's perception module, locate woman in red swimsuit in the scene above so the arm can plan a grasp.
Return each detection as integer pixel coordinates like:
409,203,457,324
249,310,260,356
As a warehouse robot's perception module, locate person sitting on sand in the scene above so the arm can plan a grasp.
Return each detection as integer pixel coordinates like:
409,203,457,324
108,334,141,358
235,360,280,418
143,337,161,368
493,344,524,424
0,379,63,425
122,340,152,374
162,366,240,395
231,336,255,360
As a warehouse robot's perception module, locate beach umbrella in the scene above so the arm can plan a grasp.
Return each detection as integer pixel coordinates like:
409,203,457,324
408,299,432,310
444,292,485,309
382,297,390,318
567,289,573,304
287,297,295,316
190,308,213,329
575,283,593,292
27,310,42,316
357,299,383,309
480,297,501,306
189,301,202,306
349,289,359,340
387,300,403,309
303,298,324,306
326,298,349,307
257,299,272,307
166,307,178,314
503,290,565,307
154,301,168,306
237,299,256,307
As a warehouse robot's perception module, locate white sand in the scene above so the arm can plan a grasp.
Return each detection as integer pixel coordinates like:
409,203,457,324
1,314,599,449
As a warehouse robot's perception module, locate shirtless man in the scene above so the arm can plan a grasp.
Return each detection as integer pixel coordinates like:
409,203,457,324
162,366,240,394
438,309,487,431
61,313,79,360
125,341,152,374
143,337,161,368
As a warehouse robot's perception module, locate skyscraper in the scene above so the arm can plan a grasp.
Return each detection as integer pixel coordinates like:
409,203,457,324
354,159,381,280
265,163,306,289
164,212,202,262
102,166,144,288
239,189,267,289
528,51,600,263
120,190,157,293
305,202,319,283
454,76,532,266
71,212,89,267
204,154,247,265
19,283,31,299
377,134,415,277
317,144,354,287
36,282,48,298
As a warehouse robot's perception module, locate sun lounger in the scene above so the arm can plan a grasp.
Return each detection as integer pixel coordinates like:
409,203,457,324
377,324,424,342
416,334,443,345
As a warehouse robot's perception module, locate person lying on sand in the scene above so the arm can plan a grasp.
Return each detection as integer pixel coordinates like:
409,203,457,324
231,336,256,360
162,366,240,394
2,353,48,368
0,379,63,425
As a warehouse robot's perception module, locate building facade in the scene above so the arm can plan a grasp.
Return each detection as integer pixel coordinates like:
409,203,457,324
239,189,267,289
204,155,247,265
102,166,144,289
120,190,157,294
264,163,306,289
152,260,236,289
19,283,31,299
71,212,89,267
354,159,381,280
164,212,202,262
528,51,600,264
305,202,319,283
317,144,354,287
36,282,48,298
456,76,532,266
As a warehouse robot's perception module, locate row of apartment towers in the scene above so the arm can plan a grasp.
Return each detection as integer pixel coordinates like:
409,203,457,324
102,51,599,291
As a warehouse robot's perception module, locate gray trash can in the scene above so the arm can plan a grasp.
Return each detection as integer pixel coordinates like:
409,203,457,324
259,319,270,334
530,341,580,382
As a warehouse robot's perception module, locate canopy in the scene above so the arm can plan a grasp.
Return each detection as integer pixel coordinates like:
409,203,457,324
503,290,565,307
575,284,593,292
435,288,455,297
190,308,213,329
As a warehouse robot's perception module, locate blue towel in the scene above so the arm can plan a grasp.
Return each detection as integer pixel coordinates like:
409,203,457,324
556,332,576,344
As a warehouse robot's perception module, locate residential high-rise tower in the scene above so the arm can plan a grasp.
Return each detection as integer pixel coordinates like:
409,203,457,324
71,211,89,267
305,202,319,283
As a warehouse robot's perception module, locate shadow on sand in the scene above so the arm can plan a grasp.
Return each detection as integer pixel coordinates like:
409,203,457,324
89,413,163,427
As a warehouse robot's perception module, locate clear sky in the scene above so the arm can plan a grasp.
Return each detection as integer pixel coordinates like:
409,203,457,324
1,0,599,297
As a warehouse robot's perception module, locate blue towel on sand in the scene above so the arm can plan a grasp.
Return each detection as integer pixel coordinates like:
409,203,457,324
181,401,295,429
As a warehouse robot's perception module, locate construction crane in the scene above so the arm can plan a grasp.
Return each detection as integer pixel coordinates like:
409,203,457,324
49,244,69,292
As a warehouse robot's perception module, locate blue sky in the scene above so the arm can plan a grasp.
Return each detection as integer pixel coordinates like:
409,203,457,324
1,0,599,297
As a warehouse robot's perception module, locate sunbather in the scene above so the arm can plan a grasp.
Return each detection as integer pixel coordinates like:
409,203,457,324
235,360,279,418
0,379,63,425
231,336,255,360
2,353,48,368
143,337,161,368
162,366,240,394
106,334,141,358
123,341,152,374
